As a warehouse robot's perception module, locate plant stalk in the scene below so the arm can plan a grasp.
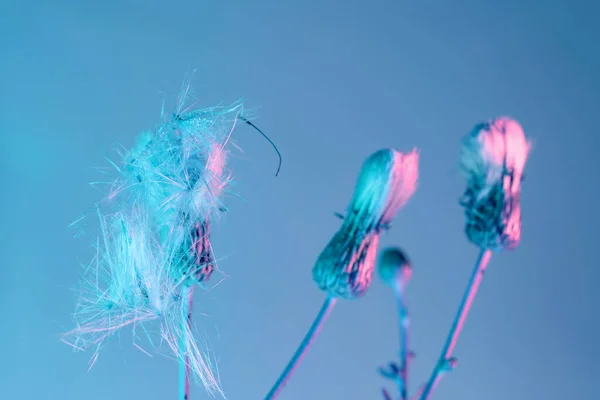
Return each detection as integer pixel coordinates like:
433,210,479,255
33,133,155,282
395,287,410,400
419,248,492,400
179,285,194,400
263,296,338,400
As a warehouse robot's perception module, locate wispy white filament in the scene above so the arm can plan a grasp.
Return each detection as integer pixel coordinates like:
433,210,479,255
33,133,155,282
64,92,245,397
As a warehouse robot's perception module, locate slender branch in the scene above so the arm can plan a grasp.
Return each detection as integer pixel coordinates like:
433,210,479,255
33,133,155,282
410,384,425,400
419,248,492,400
263,296,338,400
179,285,194,400
382,388,393,400
395,288,410,400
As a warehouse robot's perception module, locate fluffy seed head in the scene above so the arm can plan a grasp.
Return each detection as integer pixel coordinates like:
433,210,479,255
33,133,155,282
460,117,531,251
312,149,419,299
64,92,245,397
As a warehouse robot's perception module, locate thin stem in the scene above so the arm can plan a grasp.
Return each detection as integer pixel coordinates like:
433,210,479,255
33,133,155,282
264,296,338,400
382,388,393,400
179,285,194,400
419,248,492,400
395,287,409,400
239,116,282,177
410,384,425,400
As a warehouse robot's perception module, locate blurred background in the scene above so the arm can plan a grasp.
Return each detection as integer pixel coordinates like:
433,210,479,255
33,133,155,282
1,0,599,399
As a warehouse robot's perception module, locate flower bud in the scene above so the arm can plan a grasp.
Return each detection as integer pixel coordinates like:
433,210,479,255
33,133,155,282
378,247,412,291
459,117,530,250
313,149,419,299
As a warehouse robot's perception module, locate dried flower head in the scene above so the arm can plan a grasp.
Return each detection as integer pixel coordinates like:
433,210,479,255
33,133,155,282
312,149,419,299
63,92,246,396
378,247,412,291
459,117,531,251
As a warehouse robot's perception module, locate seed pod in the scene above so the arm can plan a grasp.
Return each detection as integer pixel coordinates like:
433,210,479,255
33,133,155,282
459,117,531,251
313,149,419,299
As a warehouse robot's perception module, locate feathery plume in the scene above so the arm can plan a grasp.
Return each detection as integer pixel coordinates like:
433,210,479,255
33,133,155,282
63,87,246,398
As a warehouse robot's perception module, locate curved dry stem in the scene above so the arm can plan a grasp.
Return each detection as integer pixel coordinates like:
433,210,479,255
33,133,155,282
263,296,337,400
179,285,194,400
419,249,492,400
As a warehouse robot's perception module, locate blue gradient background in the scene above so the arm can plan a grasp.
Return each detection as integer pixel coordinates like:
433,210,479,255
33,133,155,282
1,1,599,399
